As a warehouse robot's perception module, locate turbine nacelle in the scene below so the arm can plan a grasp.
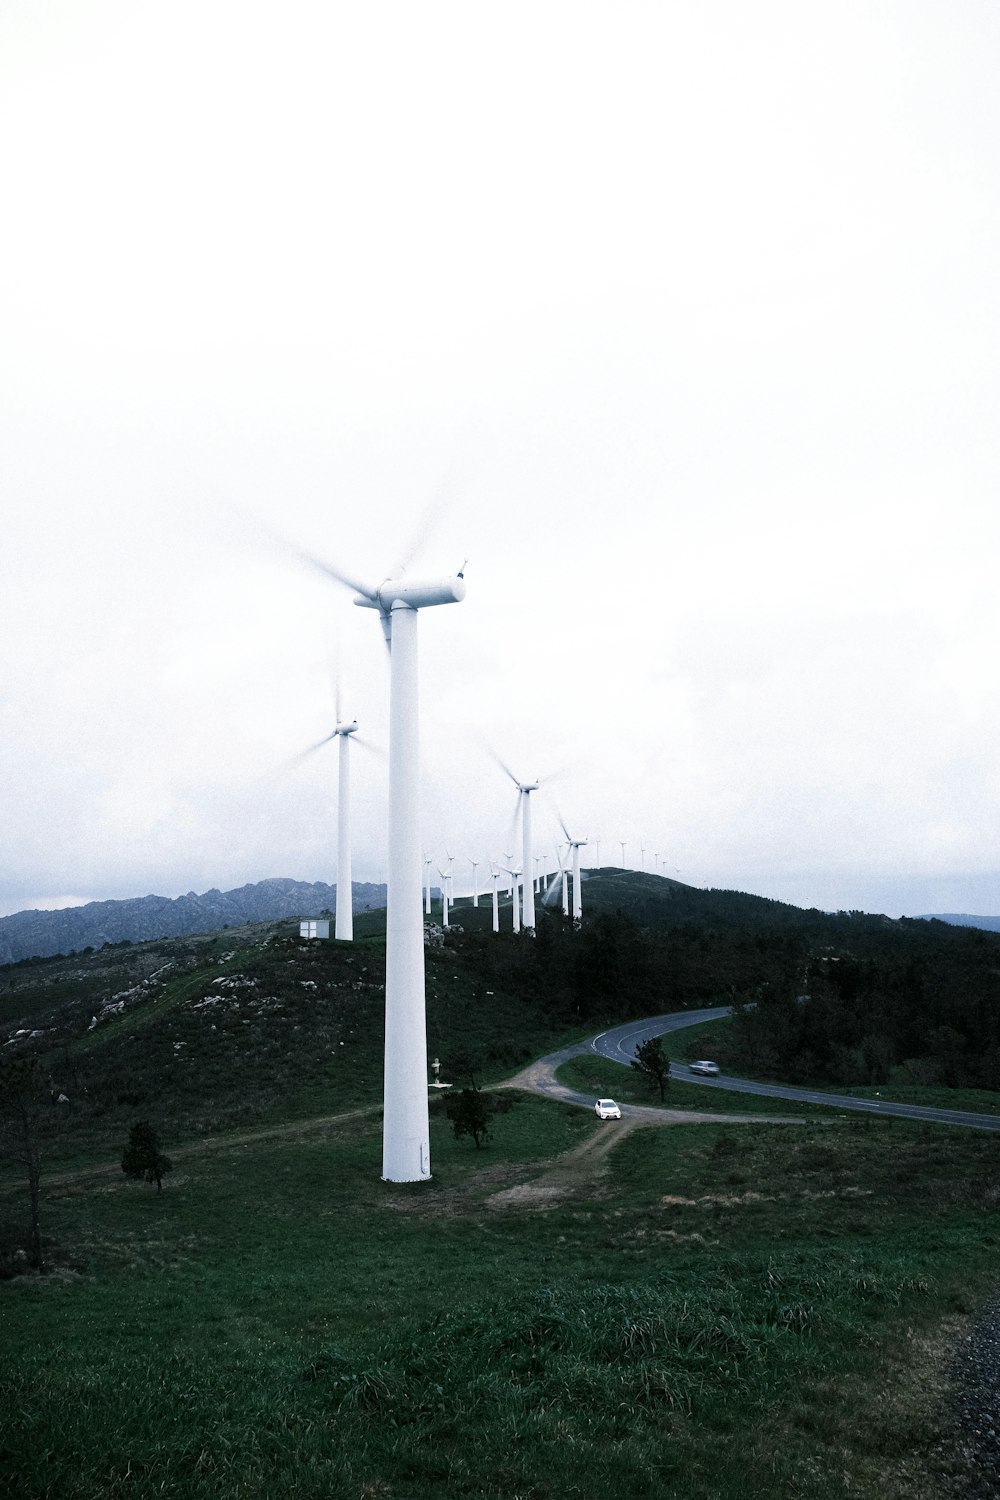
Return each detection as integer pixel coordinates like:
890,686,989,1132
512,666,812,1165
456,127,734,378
335,720,359,737
354,575,467,613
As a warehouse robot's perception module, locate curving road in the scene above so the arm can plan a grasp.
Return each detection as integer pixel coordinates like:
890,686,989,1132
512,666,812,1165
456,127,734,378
506,1007,1000,1131
590,1007,1000,1132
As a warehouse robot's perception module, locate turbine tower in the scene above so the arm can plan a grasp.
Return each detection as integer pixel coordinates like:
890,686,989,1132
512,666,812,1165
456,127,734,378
292,702,361,941
556,810,588,921
495,756,540,932
503,865,522,932
334,719,359,939
466,856,480,907
490,863,500,932
309,550,465,1183
436,865,450,927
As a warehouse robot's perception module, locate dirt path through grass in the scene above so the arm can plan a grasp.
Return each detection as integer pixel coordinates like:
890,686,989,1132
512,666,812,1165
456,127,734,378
502,1048,808,1127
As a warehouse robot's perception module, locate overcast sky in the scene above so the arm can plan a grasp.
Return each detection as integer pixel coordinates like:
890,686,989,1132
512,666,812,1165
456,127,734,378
3,1,999,921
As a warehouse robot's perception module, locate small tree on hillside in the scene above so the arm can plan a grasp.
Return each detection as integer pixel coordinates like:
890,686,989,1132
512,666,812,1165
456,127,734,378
0,1056,46,1268
121,1121,172,1192
631,1036,670,1101
446,1087,496,1149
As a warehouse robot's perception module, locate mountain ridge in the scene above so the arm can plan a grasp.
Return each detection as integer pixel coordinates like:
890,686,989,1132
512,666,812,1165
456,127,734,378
917,913,1000,933
0,878,387,965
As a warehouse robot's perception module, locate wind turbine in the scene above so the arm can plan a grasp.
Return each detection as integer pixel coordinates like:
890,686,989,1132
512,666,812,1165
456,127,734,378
423,855,432,916
502,863,522,932
619,840,627,868
306,546,465,1183
543,845,570,916
466,855,480,907
494,756,541,932
556,811,589,921
436,864,450,927
292,695,361,941
489,863,500,933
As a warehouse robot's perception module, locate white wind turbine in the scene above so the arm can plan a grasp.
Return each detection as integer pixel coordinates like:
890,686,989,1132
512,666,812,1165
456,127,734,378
542,845,570,916
436,864,450,927
292,678,365,941
423,855,432,916
502,863,522,932
494,756,542,932
304,545,465,1183
489,863,501,933
556,811,589,921
466,855,480,907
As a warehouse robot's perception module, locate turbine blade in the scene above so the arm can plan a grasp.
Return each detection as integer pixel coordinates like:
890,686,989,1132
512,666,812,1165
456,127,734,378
551,800,571,843
487,746,520,785
282,732,338,771
291,540,377,601
353,735,386,760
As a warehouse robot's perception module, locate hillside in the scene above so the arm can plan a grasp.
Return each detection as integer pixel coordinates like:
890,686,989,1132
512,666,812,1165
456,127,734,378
0,877,388,965
5,870,1000,1158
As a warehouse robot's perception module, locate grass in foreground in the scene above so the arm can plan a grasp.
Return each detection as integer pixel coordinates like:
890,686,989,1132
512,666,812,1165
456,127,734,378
3,1096,1000,1499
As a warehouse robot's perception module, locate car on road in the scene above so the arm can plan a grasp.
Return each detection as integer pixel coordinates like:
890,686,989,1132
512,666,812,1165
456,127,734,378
688,1060,721,1076
595,1098,622,1120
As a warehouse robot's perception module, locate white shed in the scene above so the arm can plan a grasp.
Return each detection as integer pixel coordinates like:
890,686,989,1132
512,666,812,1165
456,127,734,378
299,919,330,940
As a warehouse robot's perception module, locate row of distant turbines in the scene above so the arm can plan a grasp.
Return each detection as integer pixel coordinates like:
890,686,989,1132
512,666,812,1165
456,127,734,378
296,543,672,1186
423,835,586,933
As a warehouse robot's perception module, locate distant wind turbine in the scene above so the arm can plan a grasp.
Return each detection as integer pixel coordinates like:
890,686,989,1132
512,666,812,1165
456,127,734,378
502,864,522,932
490,863,500,933
493,754,545,932
292,694,363,941
556,810,589,921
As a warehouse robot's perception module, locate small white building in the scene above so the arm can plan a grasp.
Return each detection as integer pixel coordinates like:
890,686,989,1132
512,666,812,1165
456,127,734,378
299,919,330,940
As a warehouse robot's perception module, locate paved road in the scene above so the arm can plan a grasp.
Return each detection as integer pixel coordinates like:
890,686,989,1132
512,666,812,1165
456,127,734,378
590,1007,1000,1132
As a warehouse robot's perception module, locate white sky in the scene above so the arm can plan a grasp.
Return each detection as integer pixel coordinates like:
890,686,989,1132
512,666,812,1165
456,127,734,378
2,1,999,920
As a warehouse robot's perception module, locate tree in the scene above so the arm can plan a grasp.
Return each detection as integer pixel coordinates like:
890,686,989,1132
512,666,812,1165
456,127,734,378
446,1087,496,1149
0,1056,46,1267
121,1121,172,1192
631,1036,670,1101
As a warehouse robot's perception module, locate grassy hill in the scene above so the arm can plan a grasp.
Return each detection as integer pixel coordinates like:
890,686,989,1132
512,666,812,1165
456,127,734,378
4,876,1000,1497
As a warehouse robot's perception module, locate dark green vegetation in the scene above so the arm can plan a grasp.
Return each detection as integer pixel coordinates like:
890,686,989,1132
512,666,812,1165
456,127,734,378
3,873,1000,1496
120,1121,172,1192
632,1035,671,1100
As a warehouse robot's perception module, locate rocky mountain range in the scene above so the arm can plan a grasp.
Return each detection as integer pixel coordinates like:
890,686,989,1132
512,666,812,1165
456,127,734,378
0,878,387,965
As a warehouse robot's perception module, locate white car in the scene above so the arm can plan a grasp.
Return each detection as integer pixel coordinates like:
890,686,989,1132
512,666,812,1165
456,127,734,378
595,1098,622,1120
688,1060,721,1076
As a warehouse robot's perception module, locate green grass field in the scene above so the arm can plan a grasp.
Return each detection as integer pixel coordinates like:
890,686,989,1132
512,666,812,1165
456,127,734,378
4,1091,999,1499
4,920,1000,1497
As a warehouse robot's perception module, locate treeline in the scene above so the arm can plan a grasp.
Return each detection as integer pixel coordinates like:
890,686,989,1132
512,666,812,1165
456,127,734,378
453,909,807,1024
728,938,1000,1089
450,906,1000,1091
